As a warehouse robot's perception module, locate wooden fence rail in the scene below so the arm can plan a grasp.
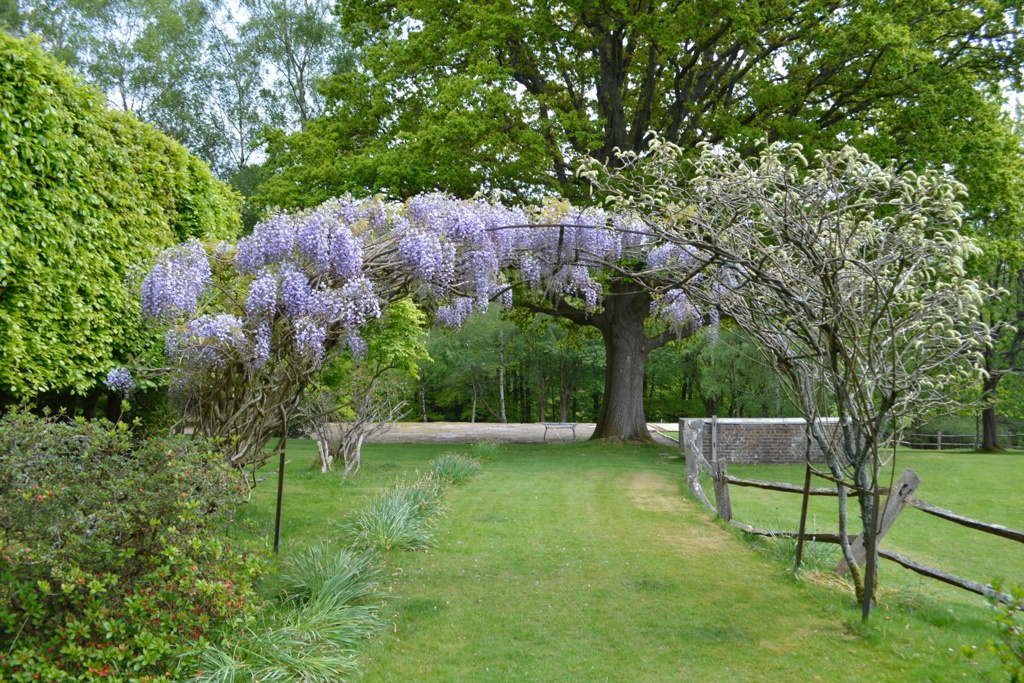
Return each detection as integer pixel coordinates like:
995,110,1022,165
899,432,1024,450
688,457,1023,607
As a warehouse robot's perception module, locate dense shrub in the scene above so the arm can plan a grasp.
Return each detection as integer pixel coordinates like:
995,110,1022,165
0,412,263,681
0,31,240,400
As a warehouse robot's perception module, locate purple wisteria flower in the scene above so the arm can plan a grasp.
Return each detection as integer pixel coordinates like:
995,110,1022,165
329,222,363,280
236,213,297,273
337,277,382,328
398,228,456,287
296,210,332,272
346,334,368,359
280,263,312,317
247,269,279,319
435,297,475,328
294,318,327,365
646,244,697,271
651,289,699,333
252,322,271,369
104,367,135,398
140,240,211,322
166,314,247,370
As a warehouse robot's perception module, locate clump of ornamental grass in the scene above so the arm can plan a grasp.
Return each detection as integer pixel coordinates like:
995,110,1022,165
196,543,388,683
747,515,839,573
752,532,839,573
429,453,482,486
278,542,388,607
344,476,446,552
469,440,500,461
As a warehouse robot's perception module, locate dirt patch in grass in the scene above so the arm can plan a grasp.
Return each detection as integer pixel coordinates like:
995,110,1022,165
626,472,689,513
626,472,732,553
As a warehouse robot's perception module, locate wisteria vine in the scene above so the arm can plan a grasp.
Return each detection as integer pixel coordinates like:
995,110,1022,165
111,193,712,467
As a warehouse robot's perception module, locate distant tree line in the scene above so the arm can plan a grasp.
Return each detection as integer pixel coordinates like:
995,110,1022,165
415,310,801,424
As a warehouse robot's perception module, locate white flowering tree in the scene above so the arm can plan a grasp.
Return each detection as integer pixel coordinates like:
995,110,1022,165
585,141,991,607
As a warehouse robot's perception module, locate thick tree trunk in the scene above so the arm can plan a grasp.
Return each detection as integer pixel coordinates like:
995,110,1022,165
590,283,668,441
527,282,698,441
593,322,651,439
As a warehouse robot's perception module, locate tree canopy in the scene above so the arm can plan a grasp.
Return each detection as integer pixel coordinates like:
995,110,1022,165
245,0,1024,442
0,31,239,401
254,0,1023,207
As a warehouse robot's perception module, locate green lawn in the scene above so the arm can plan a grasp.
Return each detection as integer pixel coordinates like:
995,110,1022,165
239,441,1017,682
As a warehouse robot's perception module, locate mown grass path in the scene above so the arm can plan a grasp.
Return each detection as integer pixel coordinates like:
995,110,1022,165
313,442,992,682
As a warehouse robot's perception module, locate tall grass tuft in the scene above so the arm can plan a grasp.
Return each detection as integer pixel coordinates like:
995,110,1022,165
196,613,362,683
749,525,839,573
344,477,445,552
469,440,500,461
196,543,389,683
429,453,482,486
279,542,388,607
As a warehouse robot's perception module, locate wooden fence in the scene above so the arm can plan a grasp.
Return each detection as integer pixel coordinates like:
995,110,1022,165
684,439,1024,606
899,432,1024,450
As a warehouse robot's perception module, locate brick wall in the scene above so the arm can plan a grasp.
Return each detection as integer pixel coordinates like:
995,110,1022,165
680,418,837,465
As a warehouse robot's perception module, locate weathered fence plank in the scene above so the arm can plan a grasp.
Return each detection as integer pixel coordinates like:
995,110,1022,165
734,523,1020,608
836,469,921,576
877,548,1017,607
907,497,1024,544
724,475,837,496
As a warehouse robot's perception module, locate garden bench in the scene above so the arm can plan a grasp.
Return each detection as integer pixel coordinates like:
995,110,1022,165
543,422,578,442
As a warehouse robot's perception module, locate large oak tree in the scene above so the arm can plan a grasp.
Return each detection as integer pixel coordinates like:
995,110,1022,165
256,0,1023,439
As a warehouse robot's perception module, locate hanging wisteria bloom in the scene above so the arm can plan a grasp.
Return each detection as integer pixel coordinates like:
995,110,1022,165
247,269,279,319
646,244,698,272
104,367,135,398
397,225,456,288
651,289,700,334
165,314,249,370
435,297,475,328
140,240,211,322
294,318,328,364
252,322,271,370
235,213,297,273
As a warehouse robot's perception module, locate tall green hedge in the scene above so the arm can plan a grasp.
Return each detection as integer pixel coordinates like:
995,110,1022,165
0,31,240,398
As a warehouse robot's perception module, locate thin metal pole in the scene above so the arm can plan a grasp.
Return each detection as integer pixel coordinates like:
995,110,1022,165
273,441,286,554
794,462,813,571
711,415,718,463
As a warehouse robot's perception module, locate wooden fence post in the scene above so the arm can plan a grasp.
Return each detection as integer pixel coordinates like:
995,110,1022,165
709,416,733,520
937,432,942,451
836,468,921,575
712,459,732,521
